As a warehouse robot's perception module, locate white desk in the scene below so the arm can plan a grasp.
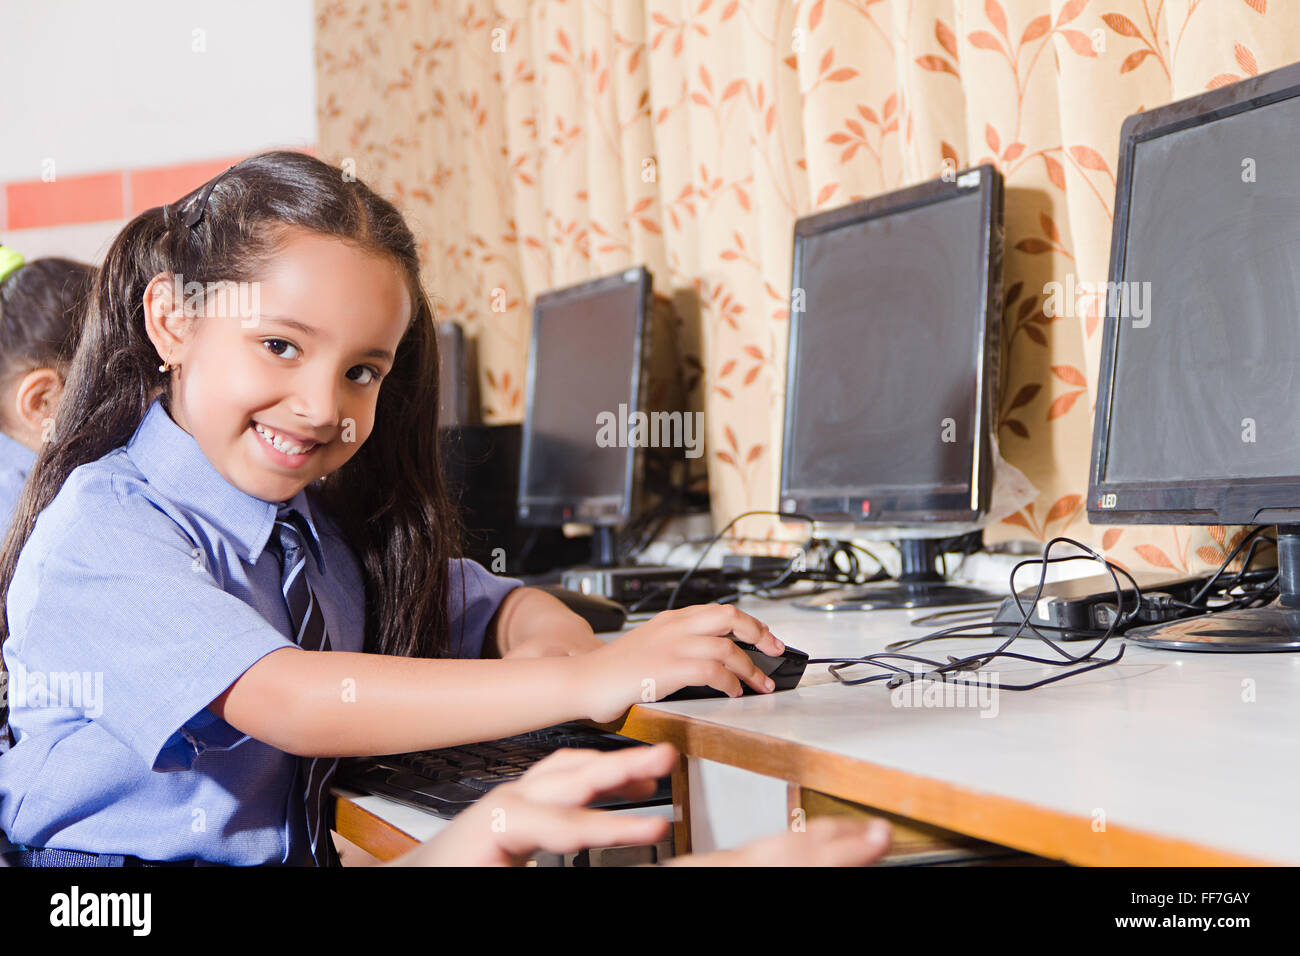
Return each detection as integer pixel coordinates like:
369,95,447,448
613,597,1293,865
337,594,1293,865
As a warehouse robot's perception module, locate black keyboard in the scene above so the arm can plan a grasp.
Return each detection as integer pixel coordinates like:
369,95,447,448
336,724,672,818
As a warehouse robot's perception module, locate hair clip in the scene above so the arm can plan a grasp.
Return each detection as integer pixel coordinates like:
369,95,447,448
0,245,24,284
181,164,239,229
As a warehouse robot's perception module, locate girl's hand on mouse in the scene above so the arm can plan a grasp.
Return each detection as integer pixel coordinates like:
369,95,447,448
390,743,677,866
574,603,786,723
664,816,893,867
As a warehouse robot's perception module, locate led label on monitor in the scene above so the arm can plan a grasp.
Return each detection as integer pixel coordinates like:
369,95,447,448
1098,493,1117,509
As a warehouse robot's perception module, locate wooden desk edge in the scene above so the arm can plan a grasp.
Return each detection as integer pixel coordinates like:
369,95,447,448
597,705,1280,867
335,796,418,861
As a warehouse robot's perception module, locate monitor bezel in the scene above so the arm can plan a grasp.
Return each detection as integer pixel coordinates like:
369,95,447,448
1088,62,1300,526
778,163,1003,526
436,320,470,427
516,266,653,528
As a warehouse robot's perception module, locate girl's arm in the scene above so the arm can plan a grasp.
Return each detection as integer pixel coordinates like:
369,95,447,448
209,649,588,756
209,603,785,756
483,586,606,659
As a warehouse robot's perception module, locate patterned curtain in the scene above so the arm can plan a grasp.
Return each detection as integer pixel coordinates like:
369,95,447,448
316,0,1297,573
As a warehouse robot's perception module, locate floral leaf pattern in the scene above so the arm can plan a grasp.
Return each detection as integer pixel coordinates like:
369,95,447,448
315,0,1289,565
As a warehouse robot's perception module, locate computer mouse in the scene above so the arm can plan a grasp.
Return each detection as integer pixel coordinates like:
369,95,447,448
661,636,808,701
535,583,628,633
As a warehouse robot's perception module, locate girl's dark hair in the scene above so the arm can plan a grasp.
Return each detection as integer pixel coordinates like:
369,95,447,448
0,257,95,381
0,152,464,698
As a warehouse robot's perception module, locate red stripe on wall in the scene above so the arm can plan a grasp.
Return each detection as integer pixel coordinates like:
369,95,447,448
6,172,124,229
2,146,317,231
128,156,247,216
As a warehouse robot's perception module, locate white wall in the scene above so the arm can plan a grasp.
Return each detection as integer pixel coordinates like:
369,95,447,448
1,0,317,182
0,220,127,266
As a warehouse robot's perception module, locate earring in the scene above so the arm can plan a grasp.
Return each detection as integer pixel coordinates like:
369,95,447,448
158,360,172,373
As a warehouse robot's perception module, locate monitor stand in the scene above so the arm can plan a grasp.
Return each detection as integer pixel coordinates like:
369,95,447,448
793,537,1000,612
1124,524,1300,651
590,526,618,568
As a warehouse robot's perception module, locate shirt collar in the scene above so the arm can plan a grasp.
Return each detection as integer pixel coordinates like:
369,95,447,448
126,399,328,572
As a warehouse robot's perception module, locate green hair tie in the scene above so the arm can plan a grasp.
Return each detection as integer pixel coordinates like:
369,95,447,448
0,246,24,284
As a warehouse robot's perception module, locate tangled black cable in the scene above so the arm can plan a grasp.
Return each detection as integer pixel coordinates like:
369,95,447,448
706,540,871,607
814,528,1278,693
1161,527,1277,613
624,510,818,614
903,526,1276,639
653,510,903,613
615,459,704,565
809,536,1133,692
625,510,872,614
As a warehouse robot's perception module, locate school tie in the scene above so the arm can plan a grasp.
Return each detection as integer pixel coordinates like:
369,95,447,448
270,507,341,868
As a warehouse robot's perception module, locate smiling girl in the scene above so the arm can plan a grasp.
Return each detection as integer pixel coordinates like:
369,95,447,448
0,152,783,867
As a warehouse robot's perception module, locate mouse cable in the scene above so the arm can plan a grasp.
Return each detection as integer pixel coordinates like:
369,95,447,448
908,606,1002,628
808,536,1133,692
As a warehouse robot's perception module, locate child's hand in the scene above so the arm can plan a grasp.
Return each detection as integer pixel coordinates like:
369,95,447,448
391,743,677,866
664,816,893,867
573,603,786,723
387,741,892,867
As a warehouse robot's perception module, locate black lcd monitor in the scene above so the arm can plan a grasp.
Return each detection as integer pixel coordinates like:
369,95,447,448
780,164,1003,610
517,267,653,566
437,321,474,427
1088,61,1300,650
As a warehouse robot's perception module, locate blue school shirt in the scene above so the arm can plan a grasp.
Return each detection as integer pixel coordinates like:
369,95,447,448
0,431,35,529
0,432,35,756
0,398,521,864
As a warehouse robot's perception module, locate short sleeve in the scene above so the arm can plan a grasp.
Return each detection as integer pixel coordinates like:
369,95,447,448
6,486,293,773
445,559,522,659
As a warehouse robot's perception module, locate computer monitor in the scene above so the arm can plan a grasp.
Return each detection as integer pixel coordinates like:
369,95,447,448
780,164,1004,610
437,321,478,427
1088,62,1300,650
517,266,654,566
